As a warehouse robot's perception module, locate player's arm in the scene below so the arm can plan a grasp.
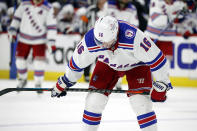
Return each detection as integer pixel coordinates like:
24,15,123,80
149,0,168,28
51,37,97,97
46,6,57,53
134,29,172,102
8,3,23,42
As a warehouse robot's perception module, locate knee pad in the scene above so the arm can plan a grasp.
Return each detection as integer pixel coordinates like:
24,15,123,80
129,94,153,115
16,58,27,70
85,92,109,113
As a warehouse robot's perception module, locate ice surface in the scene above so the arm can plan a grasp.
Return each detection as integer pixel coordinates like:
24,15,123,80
0,79,197,131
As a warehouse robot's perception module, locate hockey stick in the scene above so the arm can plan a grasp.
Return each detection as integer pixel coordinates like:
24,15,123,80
153,7,190,43
0,88,149,96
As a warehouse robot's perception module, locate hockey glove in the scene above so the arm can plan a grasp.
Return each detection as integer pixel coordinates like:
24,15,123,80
47,40,56,54
151,81,171,102
51,75,76,98
8,28,17,43
183,30,192,39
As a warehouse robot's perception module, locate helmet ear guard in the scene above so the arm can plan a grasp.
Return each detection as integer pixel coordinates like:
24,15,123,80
93,16,119,45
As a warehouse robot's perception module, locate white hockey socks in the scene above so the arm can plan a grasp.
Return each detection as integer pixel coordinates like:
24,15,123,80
34,59,45,86
16,58,27,80
129,94,157,131
82,92,108,131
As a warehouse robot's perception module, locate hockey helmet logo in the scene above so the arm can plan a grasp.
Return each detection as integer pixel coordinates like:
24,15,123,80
99,33,103,37
125,29,135,39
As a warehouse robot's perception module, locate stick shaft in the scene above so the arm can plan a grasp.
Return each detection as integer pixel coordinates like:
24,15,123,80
0,88,149,96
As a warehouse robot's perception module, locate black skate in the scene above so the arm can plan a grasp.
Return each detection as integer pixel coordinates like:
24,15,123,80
17,79,27,91
116,85,122,90
35,84,43,94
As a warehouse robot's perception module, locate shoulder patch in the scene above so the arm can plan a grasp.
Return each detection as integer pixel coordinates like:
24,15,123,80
118,21,137,45
125,29,135,39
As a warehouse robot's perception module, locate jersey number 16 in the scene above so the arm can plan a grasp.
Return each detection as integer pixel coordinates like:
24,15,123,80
140,37,151,52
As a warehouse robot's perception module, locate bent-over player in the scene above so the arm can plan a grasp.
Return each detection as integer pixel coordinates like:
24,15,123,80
51,16,173,131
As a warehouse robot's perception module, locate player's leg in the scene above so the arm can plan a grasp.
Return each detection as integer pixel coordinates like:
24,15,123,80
32,44,46,93
155,40,173,60
15,42,31,88
82,61,119,131
126,66,157,131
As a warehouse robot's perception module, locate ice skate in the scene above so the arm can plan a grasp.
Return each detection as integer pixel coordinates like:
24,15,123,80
35,83,43,94
17,79,27,89
115,85,122,90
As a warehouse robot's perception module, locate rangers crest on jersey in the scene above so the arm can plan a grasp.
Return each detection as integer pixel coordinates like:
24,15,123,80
125,29,135,39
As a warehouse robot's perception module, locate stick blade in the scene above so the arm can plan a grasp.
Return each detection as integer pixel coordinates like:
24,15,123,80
0,88,16,96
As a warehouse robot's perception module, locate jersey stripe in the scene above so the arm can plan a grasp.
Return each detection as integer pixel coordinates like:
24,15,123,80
119,20,137,29
146,51,167,72
88,45,107,52
118,43,134,50
147,26,176,36
47,25,57,30
68,56,83,72
19,32,46,40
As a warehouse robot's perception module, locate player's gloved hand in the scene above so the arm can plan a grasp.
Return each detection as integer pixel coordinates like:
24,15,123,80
151,81,171,102
47,40,56,54
183,30,192,39
8,29,17,43
51,75,76,98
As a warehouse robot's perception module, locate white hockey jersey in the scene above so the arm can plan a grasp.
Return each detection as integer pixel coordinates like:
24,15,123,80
106,0,139,27
145,0,185,41
9,0,57,44
176,11,197,35
64,21,172,88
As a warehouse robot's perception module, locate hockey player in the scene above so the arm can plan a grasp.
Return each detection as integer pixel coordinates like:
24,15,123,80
9,0,57,93
145,0,185,60
107,0,139,27
51,16,173,131
106,0,140,89
57,4,75,34
175,1,197,39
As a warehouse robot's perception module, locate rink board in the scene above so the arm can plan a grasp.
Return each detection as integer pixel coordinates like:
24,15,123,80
0,33,197,87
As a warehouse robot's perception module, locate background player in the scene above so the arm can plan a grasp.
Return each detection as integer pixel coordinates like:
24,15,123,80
8,0,57,93
51,16,173,131
145,0,186,60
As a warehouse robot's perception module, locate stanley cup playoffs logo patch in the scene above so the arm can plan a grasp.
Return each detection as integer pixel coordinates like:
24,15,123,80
125,29,135,39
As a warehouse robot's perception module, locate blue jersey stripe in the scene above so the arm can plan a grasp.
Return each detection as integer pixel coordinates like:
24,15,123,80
139,119,157,128
150,57,167,72
146,51,162,65
68,57,83,72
